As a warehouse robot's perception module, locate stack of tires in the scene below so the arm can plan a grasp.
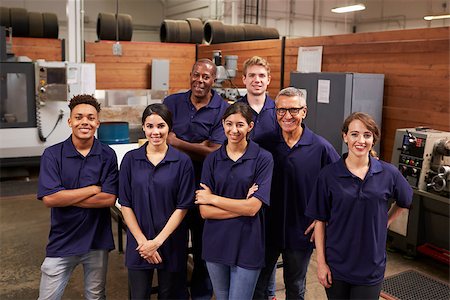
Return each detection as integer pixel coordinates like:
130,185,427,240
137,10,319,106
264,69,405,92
203,21,279,44
96,12,133,41
0,7,58,38
159,18,279,44
160,18,203,43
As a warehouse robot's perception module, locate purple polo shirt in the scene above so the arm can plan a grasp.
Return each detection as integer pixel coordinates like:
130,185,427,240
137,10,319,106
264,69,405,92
119,144,195,271
37,136,118,257
163,90,229,145
201,140,274,269
260,125,340,250
305,155,413,285
237,95,277,145
164,90,229,181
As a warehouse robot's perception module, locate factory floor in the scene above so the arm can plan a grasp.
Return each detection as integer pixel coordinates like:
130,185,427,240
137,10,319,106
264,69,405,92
0,177,448,300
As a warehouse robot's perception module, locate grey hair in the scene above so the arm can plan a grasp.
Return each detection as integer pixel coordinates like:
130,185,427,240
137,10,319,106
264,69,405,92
275,87,306,105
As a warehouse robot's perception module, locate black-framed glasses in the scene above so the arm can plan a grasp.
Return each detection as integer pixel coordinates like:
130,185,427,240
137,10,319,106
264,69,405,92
275,106,305,116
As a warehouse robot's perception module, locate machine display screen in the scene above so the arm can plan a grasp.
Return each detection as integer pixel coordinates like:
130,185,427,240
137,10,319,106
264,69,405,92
46,68,66,84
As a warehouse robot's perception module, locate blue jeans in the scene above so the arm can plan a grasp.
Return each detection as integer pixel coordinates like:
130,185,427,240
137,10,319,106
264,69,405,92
206,262,261,300
254,247,313,300
38,250,108,300
266,265,277,298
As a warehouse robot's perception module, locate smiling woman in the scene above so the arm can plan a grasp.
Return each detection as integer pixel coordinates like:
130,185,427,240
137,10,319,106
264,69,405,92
118,103,195,300
306,112,413,300
195,102,274,300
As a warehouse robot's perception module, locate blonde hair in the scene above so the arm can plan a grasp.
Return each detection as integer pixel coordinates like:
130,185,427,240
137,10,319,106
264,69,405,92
243,56,271,76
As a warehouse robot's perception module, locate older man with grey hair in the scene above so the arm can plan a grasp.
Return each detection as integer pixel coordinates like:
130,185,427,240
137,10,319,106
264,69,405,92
254,87,340,300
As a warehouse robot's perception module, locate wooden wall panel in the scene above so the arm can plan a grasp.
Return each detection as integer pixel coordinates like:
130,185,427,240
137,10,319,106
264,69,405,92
85,41,195,94
10,37,63,61
284,27,450,161
197,39,282,99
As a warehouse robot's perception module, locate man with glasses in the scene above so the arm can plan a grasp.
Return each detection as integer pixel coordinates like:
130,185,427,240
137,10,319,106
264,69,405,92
254,87,340,300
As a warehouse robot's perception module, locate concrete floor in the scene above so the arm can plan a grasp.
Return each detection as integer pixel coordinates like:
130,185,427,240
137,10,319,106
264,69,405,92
0,178,449,300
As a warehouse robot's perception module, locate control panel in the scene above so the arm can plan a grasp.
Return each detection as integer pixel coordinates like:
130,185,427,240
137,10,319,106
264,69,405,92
392,128,450,196
397,133,426,187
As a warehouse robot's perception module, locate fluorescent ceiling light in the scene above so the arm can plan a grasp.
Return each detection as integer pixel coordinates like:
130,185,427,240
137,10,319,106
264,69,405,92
331,4,366,13
423,14,450,20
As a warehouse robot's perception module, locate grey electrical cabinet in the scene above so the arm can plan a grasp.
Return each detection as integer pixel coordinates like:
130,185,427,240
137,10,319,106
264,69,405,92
290,72,384,155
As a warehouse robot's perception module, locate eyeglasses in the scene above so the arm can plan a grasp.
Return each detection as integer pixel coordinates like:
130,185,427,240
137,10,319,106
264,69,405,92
275,107,305,116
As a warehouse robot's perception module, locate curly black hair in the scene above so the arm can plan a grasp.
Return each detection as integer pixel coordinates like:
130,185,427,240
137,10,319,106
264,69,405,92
68,94,101,112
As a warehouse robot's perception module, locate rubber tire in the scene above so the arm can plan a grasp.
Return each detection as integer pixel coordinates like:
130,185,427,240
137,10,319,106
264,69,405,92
10,7,29,37
176,20,191,43
204,20,225,44
264,27,279,39
242,23,256,40
186,18,203,44
118,13,132,41
97,12,116,41
0,7,10,28
233,25,245,42
160,19,177,42
28,12,44,38
42,12,58,38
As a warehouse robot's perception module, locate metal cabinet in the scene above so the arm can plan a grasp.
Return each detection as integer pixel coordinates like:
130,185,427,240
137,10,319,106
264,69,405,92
290,72,384,154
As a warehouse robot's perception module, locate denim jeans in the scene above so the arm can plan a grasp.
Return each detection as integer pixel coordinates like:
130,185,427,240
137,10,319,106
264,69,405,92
254,247,313,300
38,250,108,300
206,261,261,300
266,265,277,298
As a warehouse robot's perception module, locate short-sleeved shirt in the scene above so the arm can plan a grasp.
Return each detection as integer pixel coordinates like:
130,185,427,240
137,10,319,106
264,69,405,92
236,95,277,145
37,136,118,257
119,144,195,271
305,155,413,285
164,90,229,181
201,140,274,269
260,125,340,250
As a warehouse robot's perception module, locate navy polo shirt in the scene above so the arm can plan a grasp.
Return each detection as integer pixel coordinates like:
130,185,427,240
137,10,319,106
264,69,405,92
37,136,118,257
306,155,413,285
201,140,274,269
119,144,195,271
260,125,340,250
164,90,229,181
163,90,229,145
237,95,277,145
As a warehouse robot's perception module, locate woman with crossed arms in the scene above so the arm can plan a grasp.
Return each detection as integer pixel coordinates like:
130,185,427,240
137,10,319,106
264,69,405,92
195,102,274,300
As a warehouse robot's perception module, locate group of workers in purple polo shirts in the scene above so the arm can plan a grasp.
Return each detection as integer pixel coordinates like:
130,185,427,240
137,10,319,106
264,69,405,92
36,56,412,300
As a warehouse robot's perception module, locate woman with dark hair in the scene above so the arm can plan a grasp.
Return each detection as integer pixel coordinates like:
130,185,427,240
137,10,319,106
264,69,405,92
119,103,195,299
306,112,413,300
195,102,274,300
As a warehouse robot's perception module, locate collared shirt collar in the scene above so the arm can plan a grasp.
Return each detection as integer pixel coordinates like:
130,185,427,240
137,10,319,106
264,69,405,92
135,142,179,164
62,136,102,158
186,89,223,109
240,94,275,112
276,124,314,148
336,153,384,178
218,140,259,162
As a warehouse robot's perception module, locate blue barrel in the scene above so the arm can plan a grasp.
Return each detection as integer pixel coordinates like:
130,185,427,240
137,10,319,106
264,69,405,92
98,121,130,144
